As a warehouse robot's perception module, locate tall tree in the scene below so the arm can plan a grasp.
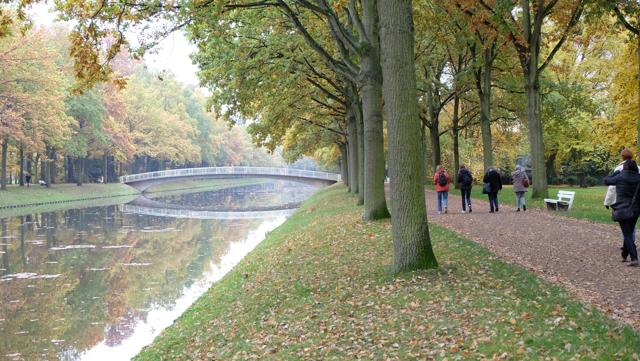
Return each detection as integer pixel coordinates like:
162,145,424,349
608,1,640,157
379,0,438,271
456,0,585,197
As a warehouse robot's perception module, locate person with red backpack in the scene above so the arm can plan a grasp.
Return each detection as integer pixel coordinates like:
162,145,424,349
433,165,450,214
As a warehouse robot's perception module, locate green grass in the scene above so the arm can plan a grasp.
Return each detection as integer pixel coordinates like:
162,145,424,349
0,194,140,219
434,185,611,223
136,185,639,360
0,183,140,208
0,182,140,219
145,178,271,197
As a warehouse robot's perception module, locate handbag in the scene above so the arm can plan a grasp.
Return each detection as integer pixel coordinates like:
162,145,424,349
612,182,640,222
522,177,529,188
482,182,491,194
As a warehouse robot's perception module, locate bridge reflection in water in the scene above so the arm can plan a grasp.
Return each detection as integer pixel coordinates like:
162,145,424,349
119,204,297,220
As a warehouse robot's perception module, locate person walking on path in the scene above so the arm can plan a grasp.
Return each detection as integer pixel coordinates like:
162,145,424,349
457,165,473,213
604,148,634,209
605,159,640,266
25,173,31,187
434,165,450,214
511,165,530,212
483,166,502,213
605,149,635,256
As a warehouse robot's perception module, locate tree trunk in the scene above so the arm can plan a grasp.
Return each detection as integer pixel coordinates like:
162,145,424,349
479,45,494,171
356,100,365,205
421,124,428,185
1,138,7,190
66,156,75,183
428,124,441,168
360,0,390,220
50,148,57,184
452,94,461,188
44,159,51,188
75,158,83,186
525,74,548,198
546,150,558,184
103,154,108,183
378,0,437,272
33,154,39,180
40,155,46,182
19,145,24,186
26,153,32,182
340,144,349,187
420,124,430,185
347,109,359,193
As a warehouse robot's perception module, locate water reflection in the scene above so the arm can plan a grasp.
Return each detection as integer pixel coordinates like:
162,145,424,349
0,180,317,360
147,180,318,211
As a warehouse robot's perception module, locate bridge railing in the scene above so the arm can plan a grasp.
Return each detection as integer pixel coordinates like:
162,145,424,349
119,204,296,220
119,166,341,183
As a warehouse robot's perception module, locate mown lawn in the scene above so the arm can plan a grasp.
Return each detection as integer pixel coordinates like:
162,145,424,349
0,183,139,208
444,185,612,223
136,185,639,360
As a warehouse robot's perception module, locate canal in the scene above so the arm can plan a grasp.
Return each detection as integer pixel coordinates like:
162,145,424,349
0,179,320,360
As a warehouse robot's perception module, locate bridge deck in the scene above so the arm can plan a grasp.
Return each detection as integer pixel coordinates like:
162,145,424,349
120,167,341,184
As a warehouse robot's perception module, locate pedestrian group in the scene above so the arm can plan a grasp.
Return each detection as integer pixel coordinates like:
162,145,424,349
432,164,528,214
432,148,640,268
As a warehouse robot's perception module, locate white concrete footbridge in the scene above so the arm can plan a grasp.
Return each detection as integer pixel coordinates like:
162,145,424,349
119,167,341,192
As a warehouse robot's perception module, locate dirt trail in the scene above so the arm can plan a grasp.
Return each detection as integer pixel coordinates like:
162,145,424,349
424,189,640,328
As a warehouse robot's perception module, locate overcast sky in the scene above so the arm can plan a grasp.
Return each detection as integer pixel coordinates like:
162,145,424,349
29,2,201,87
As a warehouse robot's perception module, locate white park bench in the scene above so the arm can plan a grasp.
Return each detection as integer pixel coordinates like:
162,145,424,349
544,190,575,211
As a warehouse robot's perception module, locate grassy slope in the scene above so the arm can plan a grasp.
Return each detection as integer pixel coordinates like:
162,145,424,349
446,185,611,223
136,185,639,360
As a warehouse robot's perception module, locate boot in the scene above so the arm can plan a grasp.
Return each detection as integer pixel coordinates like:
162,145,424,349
523,205,527,211
628,259,639,267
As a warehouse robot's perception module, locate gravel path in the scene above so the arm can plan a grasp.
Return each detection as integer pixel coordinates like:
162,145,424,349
424,189,640,328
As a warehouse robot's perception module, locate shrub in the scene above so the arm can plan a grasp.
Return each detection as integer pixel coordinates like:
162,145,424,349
585,176,601,187
566,175,579,186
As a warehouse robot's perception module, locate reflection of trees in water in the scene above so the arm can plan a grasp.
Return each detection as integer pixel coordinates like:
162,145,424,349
0,205,263,358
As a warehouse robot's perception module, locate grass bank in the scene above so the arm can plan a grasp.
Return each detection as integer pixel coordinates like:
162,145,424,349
438,185,611,223
137,185,638,360
145,178,271,197
0,183,139,209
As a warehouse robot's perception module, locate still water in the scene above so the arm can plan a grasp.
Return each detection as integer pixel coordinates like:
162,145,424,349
0,180,319,360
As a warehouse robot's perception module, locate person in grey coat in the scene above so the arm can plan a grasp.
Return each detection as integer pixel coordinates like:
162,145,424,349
511,165,530,212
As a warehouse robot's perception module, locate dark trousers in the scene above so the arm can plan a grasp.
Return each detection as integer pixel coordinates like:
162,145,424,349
460,189,471,211
488,192,499,212
619,215,639,261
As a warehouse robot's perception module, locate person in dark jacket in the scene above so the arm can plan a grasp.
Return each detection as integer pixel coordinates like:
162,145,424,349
605,159,640,266
483,166,502,213
457,165,473,213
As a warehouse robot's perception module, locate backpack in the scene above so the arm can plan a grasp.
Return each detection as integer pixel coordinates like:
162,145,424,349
460,171,472,187
438,172,447,186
